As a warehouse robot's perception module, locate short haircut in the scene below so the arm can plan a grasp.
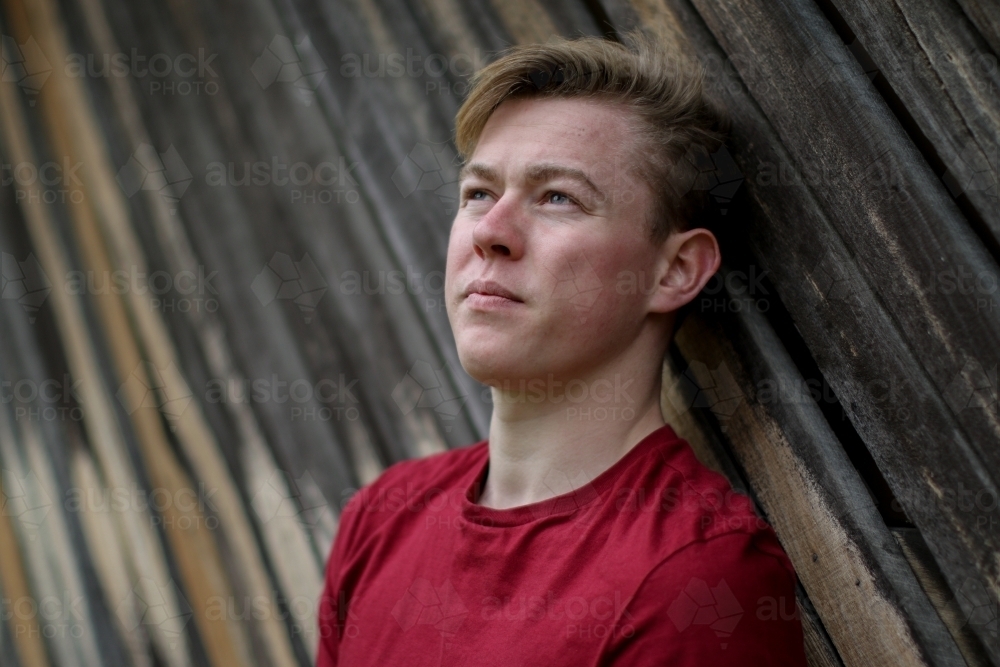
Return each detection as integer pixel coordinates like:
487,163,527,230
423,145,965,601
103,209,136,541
454,31,727,243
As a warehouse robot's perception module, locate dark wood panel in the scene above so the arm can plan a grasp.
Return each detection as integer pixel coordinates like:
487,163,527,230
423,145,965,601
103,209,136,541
954,0,1000,60
821,0,1000,254
599,0,1000,662
671,292,964,666
689,0,1000,483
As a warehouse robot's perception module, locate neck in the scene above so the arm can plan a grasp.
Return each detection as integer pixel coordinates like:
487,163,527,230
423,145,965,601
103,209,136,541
476,347,666,509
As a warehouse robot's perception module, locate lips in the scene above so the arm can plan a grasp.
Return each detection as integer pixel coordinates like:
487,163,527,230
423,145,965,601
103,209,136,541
464,279,523,302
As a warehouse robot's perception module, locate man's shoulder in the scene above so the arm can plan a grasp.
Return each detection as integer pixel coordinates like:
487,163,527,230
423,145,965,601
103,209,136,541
613,442,805,664
624,432,782,564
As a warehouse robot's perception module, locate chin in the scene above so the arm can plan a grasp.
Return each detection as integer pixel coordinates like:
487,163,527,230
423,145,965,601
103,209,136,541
455,338,531,385
456,348,512,386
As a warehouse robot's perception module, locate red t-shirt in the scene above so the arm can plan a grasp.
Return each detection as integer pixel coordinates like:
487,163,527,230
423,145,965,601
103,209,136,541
316,424,807,666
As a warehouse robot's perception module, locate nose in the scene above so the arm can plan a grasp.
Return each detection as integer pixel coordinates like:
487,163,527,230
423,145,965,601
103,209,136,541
471,194,524,260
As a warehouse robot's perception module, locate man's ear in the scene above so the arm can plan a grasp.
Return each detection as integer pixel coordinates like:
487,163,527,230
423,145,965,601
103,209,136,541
648,227,721,314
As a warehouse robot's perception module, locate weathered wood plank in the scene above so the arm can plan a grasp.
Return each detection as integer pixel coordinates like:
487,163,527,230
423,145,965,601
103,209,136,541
276,0,493,441
0,272,146,667
76,0,366,542
11,0,318,662
110,0,464,470
70,441,155,667
45,0,337,661
55,8,336,654
669,295,965,666
661,352,844,667
661,350,746,486
894,527,994,667
0,452,49,667
953,0,1000,62
798,596,845,667
821,0,1000,268
0,567,25,667
0,398,93,667
598,0,1000,660
0,19,191,665
687,0,1000,488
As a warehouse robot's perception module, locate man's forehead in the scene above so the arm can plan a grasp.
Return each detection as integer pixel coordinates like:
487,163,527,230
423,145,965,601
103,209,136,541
466,97,639,182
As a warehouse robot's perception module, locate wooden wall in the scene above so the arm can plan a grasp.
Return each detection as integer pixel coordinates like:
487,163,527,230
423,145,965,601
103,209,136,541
0,0,996,665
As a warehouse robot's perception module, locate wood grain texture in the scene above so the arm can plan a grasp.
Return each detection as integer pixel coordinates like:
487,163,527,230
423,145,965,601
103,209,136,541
671,301,963,666
821,0,1000,286
600,0,1000,661
47,0,327,661
71,444,155,667
894,527,994,667
661,352,844,667
953,0,1000,60
0,452,50,667
0,40,192,667
688,0,1000,485
1,0,996,663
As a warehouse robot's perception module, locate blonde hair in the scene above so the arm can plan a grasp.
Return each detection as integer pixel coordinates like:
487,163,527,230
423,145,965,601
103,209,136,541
454,32,727,242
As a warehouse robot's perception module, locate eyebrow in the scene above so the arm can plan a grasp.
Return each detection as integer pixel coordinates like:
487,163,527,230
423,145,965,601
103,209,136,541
458,162,500,184
459,161,605,200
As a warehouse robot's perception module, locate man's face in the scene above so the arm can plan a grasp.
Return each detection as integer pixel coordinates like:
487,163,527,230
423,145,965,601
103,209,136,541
444,96,663,385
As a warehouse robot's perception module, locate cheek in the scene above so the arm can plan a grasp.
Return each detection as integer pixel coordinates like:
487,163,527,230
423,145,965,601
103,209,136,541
588,249,655,315
444,223,471,285
533,253,629,331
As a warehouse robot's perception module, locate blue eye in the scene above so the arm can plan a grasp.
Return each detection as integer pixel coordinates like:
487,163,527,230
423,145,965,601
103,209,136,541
548,192,571,204
469,190,488,200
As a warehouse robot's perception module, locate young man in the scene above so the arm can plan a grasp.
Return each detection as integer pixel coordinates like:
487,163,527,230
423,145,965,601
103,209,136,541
317,34,806,666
